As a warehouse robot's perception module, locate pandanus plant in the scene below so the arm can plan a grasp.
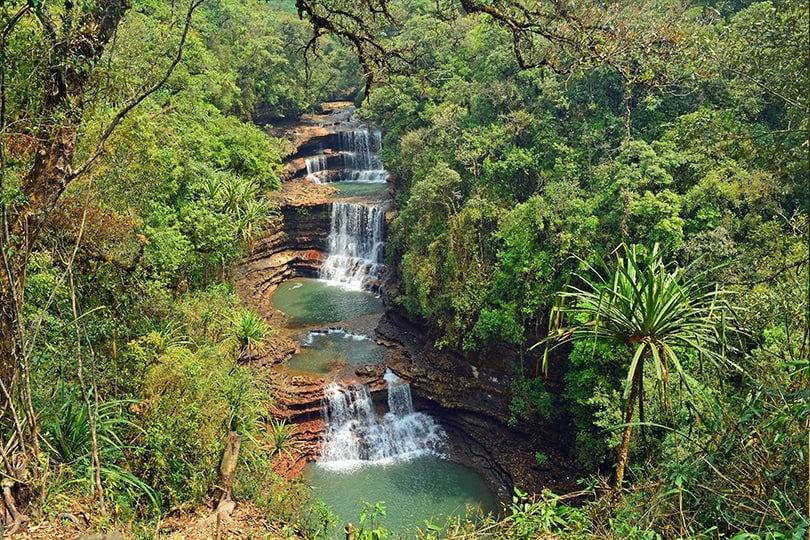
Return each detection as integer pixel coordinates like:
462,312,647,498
540,243,738,491
230,309,272,362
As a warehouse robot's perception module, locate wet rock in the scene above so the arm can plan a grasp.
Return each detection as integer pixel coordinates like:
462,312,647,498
354,364,380,378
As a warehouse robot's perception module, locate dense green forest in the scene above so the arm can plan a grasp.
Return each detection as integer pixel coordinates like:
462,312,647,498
0,0,807,538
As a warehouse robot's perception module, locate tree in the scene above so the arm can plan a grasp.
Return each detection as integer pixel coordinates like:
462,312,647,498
296,0,706,114
0,0,202,527
456,0,710,142
541,243,736,491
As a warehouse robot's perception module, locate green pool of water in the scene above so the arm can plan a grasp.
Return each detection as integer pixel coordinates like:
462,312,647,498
288,330,386,374
304,456,498,536
271,278,384,325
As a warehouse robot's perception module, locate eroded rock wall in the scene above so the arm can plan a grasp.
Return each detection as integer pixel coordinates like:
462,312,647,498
376,308,583,500
236,201,331,301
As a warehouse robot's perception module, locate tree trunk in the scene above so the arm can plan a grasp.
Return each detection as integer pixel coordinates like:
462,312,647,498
622,81,633,144
614,365,642,492
0,262,38,456
1,477,29,535
216,432,242,506
0,287,20,413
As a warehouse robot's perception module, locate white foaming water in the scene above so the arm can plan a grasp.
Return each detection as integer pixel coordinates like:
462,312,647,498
305,155,329,183
304,328,373,346
338,128,389,183
318,370,446,471
319,202,385,291
384,368,413,417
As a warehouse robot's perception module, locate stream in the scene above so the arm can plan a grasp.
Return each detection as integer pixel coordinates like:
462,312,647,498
268,109,498,535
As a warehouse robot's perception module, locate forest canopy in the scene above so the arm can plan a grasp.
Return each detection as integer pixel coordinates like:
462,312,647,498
0,0,807,538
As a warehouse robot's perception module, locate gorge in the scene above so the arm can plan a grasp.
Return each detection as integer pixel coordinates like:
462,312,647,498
3,0,802,535
234,103,582,527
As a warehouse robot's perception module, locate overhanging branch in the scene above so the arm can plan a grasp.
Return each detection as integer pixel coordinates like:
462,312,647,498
69,0,205,181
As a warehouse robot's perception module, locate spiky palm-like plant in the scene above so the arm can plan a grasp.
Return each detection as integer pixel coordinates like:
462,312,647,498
230,309,272,362
542,243,737,491
267,418,303,459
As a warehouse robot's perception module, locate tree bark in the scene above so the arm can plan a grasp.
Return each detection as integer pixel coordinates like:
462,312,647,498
216,432,242,506
623,81,633,144
1,477,29,534
613,364,642,492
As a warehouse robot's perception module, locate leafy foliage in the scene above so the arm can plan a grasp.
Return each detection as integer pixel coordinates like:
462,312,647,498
229,308,273,361
1,0,807,536
40,390,161,516
543,243,739,489
2,0,343,526
508,377,554,426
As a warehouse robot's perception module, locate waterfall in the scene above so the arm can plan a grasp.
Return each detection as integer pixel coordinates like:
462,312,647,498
338,128,389,183
305,155,329,183
320,202,385,290
384,368,413,417
318,126,390,290
319,370,446,470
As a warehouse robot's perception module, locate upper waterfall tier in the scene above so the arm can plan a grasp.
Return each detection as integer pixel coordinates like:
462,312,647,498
288,125,390,184
337,128,389,183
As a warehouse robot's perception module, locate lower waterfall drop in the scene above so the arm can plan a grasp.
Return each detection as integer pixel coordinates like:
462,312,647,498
318,370,446,471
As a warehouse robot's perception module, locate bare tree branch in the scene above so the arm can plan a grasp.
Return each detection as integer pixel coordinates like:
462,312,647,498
69,0,206,180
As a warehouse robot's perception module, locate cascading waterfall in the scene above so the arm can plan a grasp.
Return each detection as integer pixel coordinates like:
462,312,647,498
384,368,414,417
338,128,389,183
282,106,499,532
318,370,446,471
305,155,329,183
319,202,385,290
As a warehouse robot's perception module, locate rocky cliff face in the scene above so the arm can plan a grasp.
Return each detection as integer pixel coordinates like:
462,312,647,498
375,309,582,500
236,194,332,300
